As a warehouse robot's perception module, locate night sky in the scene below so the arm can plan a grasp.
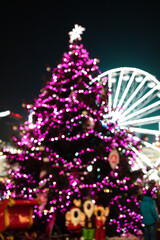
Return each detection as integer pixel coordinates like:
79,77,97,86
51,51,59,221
1,0,160,140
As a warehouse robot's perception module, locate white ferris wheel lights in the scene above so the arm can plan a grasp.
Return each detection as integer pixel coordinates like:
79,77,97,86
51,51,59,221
148,81,156,88
132,146,154,168
128,127,160,136
121,82,159,117
127,133,160,153
110,77,116,83
123,85,159,118
120,101,160,122
121,116,160,126
133,136,160,174
108,74,112,114
122,75,130,81
133,156,147,170
154,157,160,168
119,76,148,114
129,134,160,172
135,76,144,82
116,71,136,111
94,67,160,180
113,69,124,109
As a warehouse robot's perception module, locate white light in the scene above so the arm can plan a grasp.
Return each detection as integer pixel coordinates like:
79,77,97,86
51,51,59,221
113,70,124,109
72,181,77,186
29,123,35,129
124,75,147,113
94,67,160,178
129,127,160,136
123,75,130,81
87,165,93,172
116,71,136,111
148,81,156,88
120,101,160,122
68,24,85,43
148,170,159,182
132,146,153,168
0,110,11,117
108,74,112,114
122,83,158,117
111,77,116,83
28,112,33,123
0,155,6,160
135,76,143,82
121,116,160,126
142,140,160,153
154,157,160,167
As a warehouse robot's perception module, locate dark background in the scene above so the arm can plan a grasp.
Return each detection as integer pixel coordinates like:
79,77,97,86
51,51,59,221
0,0,160,141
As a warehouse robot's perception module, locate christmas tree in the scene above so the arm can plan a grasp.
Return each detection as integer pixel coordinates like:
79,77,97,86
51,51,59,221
4,25,143,237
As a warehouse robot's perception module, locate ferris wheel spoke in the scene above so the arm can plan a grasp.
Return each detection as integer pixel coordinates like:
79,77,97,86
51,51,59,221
133,108,160,121
132,146,154,168
120,76,148,113
122,85,160,117
154,157,160,167
141,140,160,153
134,157,147,170
113,70,124,109
108,73,112,114
138,92,158,110
121,101,160,122
134,137,160,169
137,85,148,99
147,170,159,182
115,71,136,112
121,115,160,126
128,127,160,136
98,67,160,182
129,133,160,152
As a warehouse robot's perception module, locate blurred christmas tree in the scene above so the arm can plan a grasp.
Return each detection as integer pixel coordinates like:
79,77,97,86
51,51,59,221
4,25,143,237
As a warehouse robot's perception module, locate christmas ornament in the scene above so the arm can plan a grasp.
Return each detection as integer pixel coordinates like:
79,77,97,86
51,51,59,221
108,148,119,170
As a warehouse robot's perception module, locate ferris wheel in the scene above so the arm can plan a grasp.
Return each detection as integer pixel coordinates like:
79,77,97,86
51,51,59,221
93,67,160,182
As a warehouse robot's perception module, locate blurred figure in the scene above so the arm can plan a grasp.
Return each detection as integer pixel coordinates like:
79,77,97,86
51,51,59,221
140,190,160,240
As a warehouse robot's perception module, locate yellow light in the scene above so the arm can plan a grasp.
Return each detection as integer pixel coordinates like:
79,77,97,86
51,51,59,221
104,189,110,193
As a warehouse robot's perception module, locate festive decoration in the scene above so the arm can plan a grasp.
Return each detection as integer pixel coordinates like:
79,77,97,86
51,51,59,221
4,24,144,238
108,148,119,170
94,205,109,240
69,24,85,43
65,205,85,239
82,199,95,240
0,198,39,231
73,199,81,208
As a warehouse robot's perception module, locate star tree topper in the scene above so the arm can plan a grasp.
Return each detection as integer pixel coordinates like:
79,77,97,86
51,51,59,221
68,24,85,43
